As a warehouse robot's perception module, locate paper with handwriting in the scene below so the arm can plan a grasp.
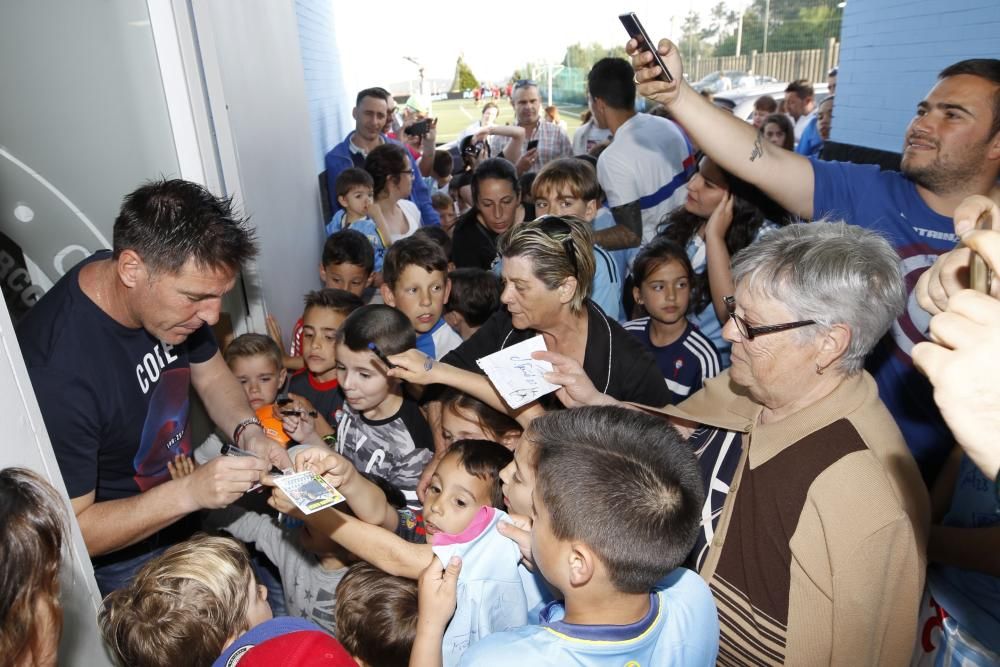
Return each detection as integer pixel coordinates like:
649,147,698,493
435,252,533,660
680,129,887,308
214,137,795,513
476,335,559,409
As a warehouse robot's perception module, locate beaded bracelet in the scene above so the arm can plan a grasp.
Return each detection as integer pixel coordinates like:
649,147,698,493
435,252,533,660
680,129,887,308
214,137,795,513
232,416,263,446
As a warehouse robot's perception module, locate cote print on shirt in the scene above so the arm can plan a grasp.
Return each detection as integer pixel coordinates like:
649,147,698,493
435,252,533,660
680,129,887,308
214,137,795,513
132,341,193,491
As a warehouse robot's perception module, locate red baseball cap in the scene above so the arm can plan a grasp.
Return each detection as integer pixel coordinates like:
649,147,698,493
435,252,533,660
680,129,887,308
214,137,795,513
217,618,357,667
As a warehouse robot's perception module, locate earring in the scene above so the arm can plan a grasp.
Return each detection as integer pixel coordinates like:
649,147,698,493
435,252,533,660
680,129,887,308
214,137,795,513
815,363,825,375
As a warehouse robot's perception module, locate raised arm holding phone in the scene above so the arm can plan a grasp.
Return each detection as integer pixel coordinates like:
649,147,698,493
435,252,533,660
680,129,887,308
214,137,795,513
629,36,1000,479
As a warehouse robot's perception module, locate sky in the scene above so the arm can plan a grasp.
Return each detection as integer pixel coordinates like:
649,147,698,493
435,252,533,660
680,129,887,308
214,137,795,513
332,0,751,94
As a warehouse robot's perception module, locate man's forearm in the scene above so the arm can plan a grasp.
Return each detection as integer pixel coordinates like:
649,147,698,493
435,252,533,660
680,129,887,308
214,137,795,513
594,201,643,250
75,480,196,556
667,84,814,218
594,223,641,250
192,353,258,444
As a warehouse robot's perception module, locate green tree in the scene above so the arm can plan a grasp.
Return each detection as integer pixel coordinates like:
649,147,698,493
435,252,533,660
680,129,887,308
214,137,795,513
677,10,715,61
450,56,479,92
713,1,841,55
560,41,628,71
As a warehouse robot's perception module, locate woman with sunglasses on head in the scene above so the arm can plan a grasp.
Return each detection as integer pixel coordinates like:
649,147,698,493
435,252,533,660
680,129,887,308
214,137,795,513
391,216,670,419
538,222,930,665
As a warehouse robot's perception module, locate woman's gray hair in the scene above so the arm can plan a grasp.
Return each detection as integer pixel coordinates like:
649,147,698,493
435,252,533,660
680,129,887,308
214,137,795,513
730,221,905,374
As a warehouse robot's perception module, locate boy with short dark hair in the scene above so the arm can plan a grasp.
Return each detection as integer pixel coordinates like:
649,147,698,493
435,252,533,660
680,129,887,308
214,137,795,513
444,268,500,340
326,167,374,236
334,563,418,667
288,288,364,432
531,158,624,320
320,228,375,296
333,304,435,506
270,229,374,372
428,150,454,194
431,192,458,236
381,235,462,360
413,406,720,666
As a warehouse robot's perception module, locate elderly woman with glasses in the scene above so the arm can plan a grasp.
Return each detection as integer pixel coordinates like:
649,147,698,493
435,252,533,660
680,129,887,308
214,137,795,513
390,215,670,445
540,222,931,665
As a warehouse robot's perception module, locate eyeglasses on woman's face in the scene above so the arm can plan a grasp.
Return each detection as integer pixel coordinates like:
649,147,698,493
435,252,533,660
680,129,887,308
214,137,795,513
724,295,816,341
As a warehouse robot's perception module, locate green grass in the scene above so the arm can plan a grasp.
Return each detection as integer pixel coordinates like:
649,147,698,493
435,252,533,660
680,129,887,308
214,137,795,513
431,97,584,144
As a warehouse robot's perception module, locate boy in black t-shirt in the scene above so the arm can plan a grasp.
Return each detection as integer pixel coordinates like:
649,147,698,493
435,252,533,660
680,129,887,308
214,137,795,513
288,289,364,435
333,304,434,508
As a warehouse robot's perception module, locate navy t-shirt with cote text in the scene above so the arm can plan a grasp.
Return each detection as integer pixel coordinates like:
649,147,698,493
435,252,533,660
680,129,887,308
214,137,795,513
17,251,218,503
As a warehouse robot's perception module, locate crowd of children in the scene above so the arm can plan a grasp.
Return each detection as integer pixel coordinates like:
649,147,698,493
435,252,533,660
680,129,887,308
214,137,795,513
91,134,729,665
82,71,755,656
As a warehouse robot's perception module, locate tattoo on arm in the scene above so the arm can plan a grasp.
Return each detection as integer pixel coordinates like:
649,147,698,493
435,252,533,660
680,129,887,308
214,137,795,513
595,201,643,250
750,132,764,162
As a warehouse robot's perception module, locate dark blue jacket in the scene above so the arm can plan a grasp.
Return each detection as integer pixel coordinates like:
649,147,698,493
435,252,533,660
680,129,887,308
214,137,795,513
324,131,440,226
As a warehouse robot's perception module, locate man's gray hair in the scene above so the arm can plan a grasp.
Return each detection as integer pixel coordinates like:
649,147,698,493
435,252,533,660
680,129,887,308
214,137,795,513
731,221,905,374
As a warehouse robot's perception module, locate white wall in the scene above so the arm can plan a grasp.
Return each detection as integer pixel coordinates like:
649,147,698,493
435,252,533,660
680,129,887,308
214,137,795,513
190,0,329,337
0,297,111,665
834,0,1000,153
295,0,354,173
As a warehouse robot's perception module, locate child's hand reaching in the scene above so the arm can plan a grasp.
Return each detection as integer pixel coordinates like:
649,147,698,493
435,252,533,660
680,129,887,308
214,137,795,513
294,447,357,490
266,486,305,520
279,399,323,445
167,454,196,480
418,555,462,631
498,513,535,570
265,314,285,350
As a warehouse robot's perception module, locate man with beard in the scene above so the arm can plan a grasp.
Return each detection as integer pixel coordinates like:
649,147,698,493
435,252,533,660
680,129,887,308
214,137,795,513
629,49,1000,482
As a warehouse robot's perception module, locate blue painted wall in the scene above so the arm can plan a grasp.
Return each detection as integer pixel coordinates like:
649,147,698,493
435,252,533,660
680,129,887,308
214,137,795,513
295,0,351,172
834,0,1000,153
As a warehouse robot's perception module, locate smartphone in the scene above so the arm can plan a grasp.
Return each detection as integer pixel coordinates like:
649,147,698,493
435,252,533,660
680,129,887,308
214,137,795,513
526,139,539,151
405,119,430,136
970,210,993,293
619,12,673,83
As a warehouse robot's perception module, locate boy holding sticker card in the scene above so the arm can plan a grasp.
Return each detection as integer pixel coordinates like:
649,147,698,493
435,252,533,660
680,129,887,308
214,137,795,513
333,304,435,508
267,435,552,667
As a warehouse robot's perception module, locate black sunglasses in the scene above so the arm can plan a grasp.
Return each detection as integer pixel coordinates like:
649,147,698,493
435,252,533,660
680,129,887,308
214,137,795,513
514,79,537,89
536,216,579,277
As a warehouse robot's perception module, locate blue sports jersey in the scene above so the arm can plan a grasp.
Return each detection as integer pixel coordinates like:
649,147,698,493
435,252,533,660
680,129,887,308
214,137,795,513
623,318,720,404
458,567,718,666
811,158,956,480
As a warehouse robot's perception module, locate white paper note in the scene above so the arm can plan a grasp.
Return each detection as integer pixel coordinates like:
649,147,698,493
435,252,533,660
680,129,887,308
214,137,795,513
476,335,559,409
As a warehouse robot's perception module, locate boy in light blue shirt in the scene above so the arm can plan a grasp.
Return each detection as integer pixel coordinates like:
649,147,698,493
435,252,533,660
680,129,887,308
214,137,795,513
325,167,375,237
531,158,625,321
413,406,720,666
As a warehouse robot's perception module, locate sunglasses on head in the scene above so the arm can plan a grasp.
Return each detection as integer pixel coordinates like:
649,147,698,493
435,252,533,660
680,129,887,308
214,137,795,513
535,216,579,277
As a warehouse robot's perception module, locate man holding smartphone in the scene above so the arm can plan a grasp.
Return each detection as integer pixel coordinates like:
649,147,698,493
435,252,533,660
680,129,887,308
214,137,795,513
587,57,695,251
324,87,440,226
629,41,1000,482
487,79,572,174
